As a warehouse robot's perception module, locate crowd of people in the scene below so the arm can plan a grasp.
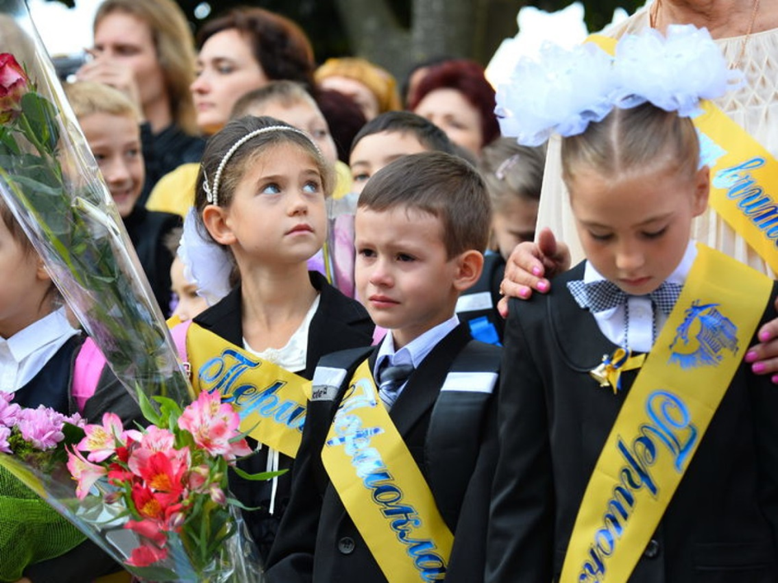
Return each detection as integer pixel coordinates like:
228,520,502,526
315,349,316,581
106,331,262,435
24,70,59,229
4,0,778,581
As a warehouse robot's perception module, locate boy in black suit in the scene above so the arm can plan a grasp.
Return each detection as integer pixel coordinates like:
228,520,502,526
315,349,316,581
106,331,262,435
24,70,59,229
267,151,501,583
487,30,778,583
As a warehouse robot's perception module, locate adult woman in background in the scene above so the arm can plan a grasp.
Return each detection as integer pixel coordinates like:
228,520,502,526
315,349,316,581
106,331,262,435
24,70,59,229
78,0,204,203
315,57,401,121
409,58,500,158
190,6,316,136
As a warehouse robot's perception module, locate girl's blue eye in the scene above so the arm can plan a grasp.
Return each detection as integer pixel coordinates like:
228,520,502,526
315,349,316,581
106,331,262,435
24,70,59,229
397,253,415,262
261,183,281,195
589,232,613,242
358,248,375,258
303,181,321,194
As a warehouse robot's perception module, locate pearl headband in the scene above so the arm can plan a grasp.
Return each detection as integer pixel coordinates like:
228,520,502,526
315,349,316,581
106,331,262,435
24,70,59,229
203,125,322,206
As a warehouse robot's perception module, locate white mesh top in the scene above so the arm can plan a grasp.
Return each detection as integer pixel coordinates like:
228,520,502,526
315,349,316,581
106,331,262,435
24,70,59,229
535,7,778,277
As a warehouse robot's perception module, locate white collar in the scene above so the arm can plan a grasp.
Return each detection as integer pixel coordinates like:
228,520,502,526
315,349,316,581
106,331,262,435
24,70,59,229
375,314,460,374
1,308,78,363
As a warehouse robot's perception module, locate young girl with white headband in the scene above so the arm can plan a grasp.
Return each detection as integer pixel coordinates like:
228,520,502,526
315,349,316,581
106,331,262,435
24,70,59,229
487,26,778,582
171,115,374,560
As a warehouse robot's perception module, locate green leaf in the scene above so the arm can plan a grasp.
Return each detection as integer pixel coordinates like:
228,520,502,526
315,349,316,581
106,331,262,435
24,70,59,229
231,465,287,482
152,395,184,426
137,390,162,426
0,127,20,156
225,497,262,512
20,91,60,152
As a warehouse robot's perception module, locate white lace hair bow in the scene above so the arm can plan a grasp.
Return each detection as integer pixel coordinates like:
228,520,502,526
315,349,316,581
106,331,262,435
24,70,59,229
496,24,742,146
178,207,233,306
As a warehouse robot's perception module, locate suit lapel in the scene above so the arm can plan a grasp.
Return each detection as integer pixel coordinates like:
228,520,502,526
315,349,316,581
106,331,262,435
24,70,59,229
390,325,470,438
550,263,622,372
193,286,243,344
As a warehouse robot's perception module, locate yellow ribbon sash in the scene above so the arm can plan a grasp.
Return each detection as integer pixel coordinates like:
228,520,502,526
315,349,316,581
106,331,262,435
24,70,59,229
321,359,453,583
561,244,772,583
589,34,778,274
186,323,311,458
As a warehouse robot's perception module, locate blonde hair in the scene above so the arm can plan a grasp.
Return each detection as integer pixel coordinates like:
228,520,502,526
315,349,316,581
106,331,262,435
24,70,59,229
561,103,700,188
65,81,141,122
315,57,401,114
94,0,198,134
479,137,546,212
231,80,317,119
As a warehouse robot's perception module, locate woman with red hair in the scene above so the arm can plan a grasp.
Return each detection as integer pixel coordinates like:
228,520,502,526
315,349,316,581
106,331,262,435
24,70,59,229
409,58,500,158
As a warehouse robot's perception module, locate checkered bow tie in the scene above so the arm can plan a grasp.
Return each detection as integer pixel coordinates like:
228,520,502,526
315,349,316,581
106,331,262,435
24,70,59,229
376,362,414,410
566,279,683,316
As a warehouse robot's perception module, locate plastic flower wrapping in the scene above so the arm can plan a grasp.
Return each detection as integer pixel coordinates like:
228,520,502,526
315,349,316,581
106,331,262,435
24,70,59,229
0,1,265,580
496,24,739,146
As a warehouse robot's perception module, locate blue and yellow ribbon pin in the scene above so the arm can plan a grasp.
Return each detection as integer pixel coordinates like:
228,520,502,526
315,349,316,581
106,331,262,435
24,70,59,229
590,348,646,394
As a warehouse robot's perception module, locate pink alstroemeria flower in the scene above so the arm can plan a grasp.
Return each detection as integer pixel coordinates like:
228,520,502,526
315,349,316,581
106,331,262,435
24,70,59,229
67,447,108,500
77,412,125,462
125,540,168,567
126,518,167,547
178,390,251,461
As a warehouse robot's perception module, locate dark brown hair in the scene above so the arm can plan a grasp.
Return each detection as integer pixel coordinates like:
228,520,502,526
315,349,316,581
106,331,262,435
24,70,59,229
358,151,491,257
197,7,315,91
195,115,334,214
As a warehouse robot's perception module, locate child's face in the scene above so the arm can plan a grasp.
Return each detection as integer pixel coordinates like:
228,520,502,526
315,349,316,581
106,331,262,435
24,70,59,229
491,195,539,260
170,257,208,322
0,219,50,338
80,112,144,218
349,131,429,194
191,28,268,135
355,206,464,349
250,101,338,165
569,164,709,296
210,143,326,271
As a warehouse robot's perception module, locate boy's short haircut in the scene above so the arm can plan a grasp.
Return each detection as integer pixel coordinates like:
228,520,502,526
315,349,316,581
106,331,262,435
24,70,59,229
350,111,456,156
64,81,142,122
231,80,316,119
358,151,491,257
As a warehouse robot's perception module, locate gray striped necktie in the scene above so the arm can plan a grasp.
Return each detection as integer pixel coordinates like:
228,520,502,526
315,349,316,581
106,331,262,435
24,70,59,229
377,362,414,410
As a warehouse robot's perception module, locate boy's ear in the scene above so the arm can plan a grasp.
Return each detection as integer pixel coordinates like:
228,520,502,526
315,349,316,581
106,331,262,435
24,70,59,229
35,256,51,282
452,250,484,293
201,205,237,246
692,165,710,217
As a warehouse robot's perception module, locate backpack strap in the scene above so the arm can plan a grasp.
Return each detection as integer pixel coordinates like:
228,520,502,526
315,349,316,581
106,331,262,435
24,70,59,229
309,345,375,494
72,337,107,415
170,319,192,364
455,253,505,345
426,339,501,529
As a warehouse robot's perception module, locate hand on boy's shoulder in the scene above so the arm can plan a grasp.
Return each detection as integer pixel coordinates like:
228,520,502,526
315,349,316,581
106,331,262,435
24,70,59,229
498,228,571,317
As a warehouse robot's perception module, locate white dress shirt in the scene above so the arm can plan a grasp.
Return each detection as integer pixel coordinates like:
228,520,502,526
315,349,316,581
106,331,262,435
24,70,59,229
0,308,80,394
582,241,697,353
